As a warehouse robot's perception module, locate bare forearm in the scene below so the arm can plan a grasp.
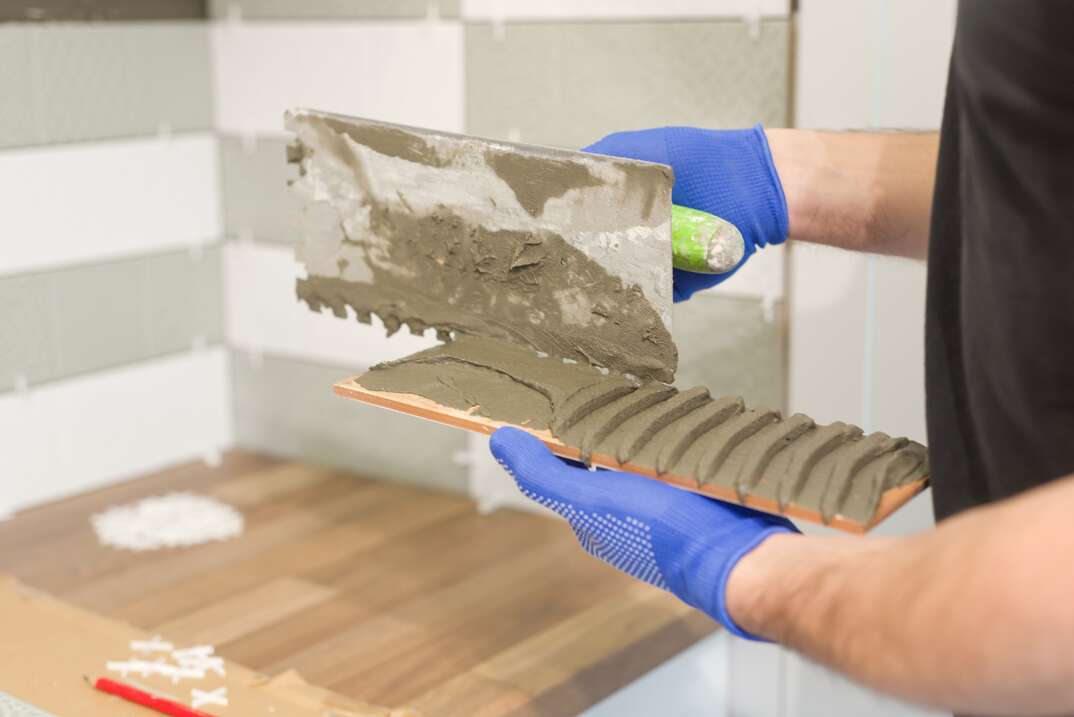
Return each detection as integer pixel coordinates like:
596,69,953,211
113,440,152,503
727,474,1074,715
765,129,939,258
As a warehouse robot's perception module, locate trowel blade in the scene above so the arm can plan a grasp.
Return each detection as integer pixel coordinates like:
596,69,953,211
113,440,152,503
285,109,678,382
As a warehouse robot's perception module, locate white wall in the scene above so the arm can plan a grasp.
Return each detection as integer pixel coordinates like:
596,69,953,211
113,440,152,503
460,0,790,21
0,348,232,516
790,0,955,469
211,20,464,137
747,2,957,716
0,134,220,277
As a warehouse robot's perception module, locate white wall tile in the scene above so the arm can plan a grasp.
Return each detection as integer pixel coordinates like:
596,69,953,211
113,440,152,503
582,631,730,717
467,432,541,515
791,0,955,436
795,0,875,129
222,242,436,371
461,0,789,21
726,638,789,716
796,0,956,130
210,21,464,135
871,256,928,443
785,651,945,717
0,347,232,515
0,134,220,277
787,242,869,427
785,4,954,713
872,0,957,129
700,243,785,305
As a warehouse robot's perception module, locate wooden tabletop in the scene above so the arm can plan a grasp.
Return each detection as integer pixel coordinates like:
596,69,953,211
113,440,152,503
0,451,714,716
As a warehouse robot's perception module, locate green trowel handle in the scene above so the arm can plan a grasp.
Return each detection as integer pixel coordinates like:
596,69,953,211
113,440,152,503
671,205,746,274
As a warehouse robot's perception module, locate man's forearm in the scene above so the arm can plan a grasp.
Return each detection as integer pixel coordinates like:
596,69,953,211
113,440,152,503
765,129,939,258
727,474,1074,715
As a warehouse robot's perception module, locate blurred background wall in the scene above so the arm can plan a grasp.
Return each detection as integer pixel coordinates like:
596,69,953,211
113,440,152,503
0,1,955,712
213,0,793,506
0,3,228,510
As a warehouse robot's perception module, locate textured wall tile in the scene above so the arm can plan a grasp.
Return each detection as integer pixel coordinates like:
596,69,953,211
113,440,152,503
672,295,784,411
1,1,206,22
0,28,35,143
52,259,145,377
465,20,789,149
0,248,222,393
231,351,469,492
0,274,57,391
219,135,301,244
138,247,225,356
209,0,459,19
1,23,212,148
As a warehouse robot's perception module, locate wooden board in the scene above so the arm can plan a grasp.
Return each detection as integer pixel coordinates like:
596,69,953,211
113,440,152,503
334,377,928,534
0,451,715,717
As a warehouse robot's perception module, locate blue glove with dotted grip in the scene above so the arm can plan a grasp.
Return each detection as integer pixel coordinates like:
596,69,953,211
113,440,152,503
584,125,789,301
489,426,798,640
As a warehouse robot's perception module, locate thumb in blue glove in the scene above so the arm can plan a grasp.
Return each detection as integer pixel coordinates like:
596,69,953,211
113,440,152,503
489,426,799,640
584,125,789,301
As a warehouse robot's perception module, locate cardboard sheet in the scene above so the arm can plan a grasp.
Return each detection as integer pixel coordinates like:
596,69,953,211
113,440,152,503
0,574,417,717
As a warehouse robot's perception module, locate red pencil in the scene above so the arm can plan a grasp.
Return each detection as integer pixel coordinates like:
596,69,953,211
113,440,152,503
91,677,218,717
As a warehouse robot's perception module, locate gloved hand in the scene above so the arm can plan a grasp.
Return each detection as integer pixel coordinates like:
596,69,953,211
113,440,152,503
584,126,788,301
489,426,799,640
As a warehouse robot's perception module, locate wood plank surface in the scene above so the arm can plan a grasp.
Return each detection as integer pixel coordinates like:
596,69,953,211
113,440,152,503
0,451,715,716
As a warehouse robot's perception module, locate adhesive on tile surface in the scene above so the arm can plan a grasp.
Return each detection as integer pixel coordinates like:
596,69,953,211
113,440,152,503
357,338,928,525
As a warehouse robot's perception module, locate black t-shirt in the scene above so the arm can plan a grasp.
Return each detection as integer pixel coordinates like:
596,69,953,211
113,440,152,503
927,0,1074,522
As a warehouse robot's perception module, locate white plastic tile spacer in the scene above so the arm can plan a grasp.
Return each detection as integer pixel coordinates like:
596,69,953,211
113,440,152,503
130,636,175,653
171,645,214,660
761,292,776,324
247,349,265,370
476,495,501,515
225,1,242,24
191,687,228,710
176,654,225,678
743,0,763,41
491,6,506,42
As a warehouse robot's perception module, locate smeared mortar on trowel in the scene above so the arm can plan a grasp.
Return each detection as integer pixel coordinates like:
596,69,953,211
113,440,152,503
286,109,929,528
287,109,677,382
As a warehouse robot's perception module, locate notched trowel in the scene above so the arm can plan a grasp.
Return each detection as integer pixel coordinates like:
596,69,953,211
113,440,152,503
286,109,930,534
285,108,742,380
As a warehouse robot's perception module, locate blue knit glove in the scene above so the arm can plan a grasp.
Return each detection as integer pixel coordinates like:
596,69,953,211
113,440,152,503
584,126,788,301
489,427,798,640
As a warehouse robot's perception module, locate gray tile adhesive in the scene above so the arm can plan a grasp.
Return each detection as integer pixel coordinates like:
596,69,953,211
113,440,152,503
286,108,929,527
